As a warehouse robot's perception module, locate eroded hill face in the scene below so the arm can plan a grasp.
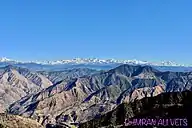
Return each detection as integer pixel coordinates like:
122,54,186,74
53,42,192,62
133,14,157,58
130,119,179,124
0,66,53,112
8,64,192,127
79,91,192,128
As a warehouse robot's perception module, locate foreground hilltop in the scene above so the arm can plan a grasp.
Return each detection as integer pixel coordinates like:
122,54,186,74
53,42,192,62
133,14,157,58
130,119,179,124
79,90,192,128
8,64,192,127
0,113,44,128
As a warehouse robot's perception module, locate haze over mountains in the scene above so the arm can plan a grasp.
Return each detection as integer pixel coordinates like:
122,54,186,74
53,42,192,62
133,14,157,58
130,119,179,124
0,57,188,66
1,57,192,72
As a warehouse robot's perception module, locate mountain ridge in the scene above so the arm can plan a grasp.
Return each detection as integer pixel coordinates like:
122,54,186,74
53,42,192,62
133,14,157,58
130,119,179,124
0,57,190,67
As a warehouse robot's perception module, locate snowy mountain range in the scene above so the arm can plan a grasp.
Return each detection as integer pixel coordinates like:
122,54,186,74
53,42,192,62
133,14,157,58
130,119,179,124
0,57,189,67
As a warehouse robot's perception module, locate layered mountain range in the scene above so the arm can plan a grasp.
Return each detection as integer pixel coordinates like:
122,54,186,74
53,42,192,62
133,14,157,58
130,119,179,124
0,66,97,114
6,64,192,127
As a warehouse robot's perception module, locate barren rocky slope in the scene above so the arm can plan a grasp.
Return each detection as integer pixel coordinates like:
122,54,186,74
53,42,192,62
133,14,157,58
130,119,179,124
0,66,97,113
0,65,53,112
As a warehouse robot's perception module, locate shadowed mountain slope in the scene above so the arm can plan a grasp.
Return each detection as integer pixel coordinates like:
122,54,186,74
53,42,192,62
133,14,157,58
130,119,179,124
79,90,192,128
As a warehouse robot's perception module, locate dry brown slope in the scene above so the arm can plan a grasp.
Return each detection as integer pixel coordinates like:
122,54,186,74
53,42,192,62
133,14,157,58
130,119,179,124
0,113,44,128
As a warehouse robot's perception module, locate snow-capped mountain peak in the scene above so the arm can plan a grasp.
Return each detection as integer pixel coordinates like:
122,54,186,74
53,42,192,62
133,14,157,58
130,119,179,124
0,57,11,62
0,57,190,67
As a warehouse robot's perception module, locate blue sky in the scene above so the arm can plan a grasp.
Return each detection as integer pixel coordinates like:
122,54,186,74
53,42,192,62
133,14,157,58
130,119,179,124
0,0,192,64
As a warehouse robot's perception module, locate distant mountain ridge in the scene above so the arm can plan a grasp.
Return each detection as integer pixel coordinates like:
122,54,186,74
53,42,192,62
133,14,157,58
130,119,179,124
0,57,190,67
1,57,192,72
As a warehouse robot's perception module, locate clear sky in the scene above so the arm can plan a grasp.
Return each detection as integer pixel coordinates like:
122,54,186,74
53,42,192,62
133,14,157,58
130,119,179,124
0,0,192,64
